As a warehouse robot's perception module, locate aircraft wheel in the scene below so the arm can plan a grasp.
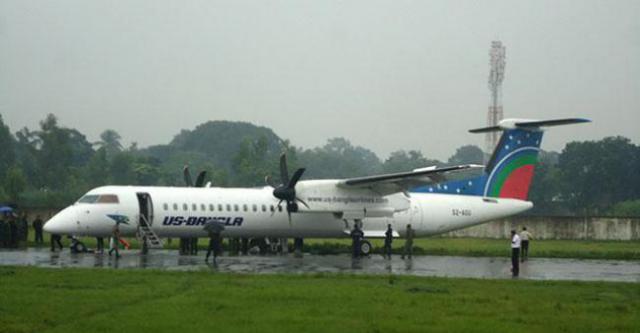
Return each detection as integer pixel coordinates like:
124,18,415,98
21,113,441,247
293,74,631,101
76,242,87,253
360,240,372,256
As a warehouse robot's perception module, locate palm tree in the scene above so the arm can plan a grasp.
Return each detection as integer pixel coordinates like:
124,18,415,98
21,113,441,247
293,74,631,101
96,129,123,157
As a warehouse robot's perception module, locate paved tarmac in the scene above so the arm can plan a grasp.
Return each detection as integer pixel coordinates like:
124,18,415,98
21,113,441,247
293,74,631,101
1,248,639,282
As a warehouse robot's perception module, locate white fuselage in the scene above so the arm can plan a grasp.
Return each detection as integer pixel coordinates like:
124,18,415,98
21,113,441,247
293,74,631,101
43,185,532,239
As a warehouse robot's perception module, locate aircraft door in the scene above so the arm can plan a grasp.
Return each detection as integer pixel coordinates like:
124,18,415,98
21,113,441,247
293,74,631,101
136,193,154,227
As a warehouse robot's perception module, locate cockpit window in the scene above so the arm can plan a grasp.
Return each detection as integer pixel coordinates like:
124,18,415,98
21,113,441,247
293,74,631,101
96,195,119,203
77,194,119,204
78,195,99,203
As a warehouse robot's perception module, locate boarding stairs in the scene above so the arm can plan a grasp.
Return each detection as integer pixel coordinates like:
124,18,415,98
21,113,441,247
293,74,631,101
137,215,164,250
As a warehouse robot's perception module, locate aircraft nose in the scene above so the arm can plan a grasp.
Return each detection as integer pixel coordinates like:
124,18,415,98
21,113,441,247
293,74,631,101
43,207,77,235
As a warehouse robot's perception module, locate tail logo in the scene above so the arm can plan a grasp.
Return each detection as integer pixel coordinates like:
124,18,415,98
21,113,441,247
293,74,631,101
483,142,540,200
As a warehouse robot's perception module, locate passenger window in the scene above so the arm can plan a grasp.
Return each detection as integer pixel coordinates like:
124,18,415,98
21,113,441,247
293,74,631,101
270,205,275,212
226,204,231,212
192,204,197,211
252,204,257,212
183,203,188,211
243,204,248,212
278,205,283,212
201,204,206,211
218,204,223,211
234,204,239,212
209,204,214,212
163,203,168,211
173,203,178,211
262,205,267,212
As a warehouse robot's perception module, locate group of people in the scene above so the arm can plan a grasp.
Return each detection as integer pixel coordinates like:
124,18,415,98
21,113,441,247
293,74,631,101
0,212,44,249
510,226,533,277
350,223,415,259
179,237,200,255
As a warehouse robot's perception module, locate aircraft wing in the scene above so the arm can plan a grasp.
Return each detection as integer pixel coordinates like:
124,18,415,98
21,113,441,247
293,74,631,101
336,164,483,196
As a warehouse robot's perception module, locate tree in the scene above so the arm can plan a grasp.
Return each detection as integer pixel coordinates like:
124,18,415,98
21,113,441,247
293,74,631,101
97,129,123,157
298,138,382,178
609,200,640,217
231,136,280,186
382,150,441,173
447,145,484,165
4,166,27,203
558,137,639,215
84,147,110,187
0,115,16,178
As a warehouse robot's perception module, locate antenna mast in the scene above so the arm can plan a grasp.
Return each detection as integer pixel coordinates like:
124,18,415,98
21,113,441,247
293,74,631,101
486,41,506,161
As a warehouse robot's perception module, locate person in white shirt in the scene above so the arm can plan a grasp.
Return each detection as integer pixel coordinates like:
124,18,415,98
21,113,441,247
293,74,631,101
520,227,533,262
510,230,521,277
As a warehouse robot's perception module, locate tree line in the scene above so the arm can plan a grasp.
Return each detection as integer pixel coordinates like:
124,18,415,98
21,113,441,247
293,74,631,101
0,113,639,216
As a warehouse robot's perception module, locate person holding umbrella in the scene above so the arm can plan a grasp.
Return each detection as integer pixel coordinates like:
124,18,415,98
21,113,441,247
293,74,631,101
204,221,224,263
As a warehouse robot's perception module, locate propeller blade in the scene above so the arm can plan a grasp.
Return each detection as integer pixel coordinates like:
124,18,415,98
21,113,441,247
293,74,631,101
195,171,207,187
287,168,306,188
279,153,289,185
296,197,309,209
183,165,193,187
265,175,275,187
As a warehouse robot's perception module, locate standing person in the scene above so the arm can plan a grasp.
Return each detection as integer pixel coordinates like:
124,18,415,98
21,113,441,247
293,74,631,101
9,215,18,248
205,230,222,263
108,223,121,258
0,217,9,248
179,237,188,255
520,227,533,262
401,224,415,259
33,215,44,244
510,230,521,277
350,223,364,258
383,224,393,259
96,237,104,254
18,213,28,247
190,237,199,255
50,233,63,252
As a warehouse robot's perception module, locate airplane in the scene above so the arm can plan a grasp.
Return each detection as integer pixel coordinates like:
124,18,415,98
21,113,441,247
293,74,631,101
44,117,589,255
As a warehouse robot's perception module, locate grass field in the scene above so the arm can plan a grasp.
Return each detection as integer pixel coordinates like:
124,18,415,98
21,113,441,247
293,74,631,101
23,230,640,260
0,266,638,333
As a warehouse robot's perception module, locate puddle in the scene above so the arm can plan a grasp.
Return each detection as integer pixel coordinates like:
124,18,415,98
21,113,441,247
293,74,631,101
1,248,638,282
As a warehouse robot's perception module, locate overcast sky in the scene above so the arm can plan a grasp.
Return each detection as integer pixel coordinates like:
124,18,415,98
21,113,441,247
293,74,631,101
1,0,638,160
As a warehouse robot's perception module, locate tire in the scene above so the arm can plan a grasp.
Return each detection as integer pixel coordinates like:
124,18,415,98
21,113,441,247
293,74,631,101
360,240,372,256
76,242,87,253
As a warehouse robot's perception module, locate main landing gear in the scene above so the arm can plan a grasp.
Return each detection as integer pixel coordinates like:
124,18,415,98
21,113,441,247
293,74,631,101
359,239,372,256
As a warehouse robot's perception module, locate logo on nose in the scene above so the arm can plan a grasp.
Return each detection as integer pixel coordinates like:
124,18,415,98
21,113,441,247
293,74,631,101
107,214,130,225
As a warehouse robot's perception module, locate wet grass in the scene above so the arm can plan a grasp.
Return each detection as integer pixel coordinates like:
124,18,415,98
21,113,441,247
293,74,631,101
0,266,638,333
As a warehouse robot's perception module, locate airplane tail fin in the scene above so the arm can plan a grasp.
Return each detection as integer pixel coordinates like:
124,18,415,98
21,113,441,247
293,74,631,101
413,118,590,200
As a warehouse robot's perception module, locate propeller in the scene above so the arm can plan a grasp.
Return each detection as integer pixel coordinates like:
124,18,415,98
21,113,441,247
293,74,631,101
183,165,193,187
270,153,308,224
195,171,207,188
183,165,208,188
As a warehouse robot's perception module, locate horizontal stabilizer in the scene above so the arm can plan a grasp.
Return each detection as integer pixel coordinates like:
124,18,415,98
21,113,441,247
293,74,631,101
514,118,591,128
469,118,590,133
469,126,501,133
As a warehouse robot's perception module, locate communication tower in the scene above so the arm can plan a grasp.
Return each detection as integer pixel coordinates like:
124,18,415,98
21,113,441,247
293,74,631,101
486,41,506,160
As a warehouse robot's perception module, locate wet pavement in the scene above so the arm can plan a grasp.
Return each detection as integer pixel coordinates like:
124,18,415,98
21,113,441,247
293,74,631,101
1,248,639,282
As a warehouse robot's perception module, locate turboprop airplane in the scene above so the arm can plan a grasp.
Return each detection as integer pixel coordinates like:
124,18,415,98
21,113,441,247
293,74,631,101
44,118,589,254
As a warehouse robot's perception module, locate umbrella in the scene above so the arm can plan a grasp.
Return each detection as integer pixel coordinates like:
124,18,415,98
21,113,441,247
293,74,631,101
0,206,13,214
203,221,225,233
